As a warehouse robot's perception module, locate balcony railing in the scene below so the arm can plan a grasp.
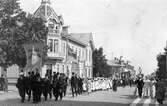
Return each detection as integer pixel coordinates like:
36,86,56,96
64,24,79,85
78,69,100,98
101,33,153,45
47,52,65,60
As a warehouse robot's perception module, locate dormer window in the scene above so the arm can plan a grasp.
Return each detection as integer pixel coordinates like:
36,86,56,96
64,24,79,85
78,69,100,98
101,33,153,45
48,21,54,29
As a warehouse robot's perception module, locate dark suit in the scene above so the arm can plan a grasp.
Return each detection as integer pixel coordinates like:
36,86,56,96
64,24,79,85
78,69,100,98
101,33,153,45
136,79,144,98
16,76,26,103
71,76,77,97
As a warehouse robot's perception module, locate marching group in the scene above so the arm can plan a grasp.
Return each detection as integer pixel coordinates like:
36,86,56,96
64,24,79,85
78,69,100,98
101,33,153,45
134,75,166,105
16,70,119,103
16,70,166,105
16,70,69,103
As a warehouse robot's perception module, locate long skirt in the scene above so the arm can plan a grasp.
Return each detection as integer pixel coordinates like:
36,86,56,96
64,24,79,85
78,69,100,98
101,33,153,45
152,85,156,98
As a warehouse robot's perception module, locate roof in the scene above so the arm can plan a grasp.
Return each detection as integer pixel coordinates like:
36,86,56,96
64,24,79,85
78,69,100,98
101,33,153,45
70,33,93,45
34,1,62,23
65,33,95,49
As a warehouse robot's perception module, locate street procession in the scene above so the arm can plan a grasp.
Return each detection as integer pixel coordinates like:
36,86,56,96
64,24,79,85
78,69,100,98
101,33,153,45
0,0,167,106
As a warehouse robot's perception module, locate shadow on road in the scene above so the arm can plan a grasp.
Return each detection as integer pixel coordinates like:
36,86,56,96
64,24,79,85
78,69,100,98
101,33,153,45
0,98,130,106
119,94,134,99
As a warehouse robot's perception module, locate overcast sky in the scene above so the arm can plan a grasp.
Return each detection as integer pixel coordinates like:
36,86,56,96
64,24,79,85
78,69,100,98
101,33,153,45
20,0,167,75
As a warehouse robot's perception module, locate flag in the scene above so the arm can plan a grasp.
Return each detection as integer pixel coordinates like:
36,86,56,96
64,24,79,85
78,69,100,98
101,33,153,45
23,42,44,74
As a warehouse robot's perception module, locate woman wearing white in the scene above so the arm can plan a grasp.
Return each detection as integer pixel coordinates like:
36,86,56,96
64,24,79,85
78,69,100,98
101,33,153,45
152,79,156,98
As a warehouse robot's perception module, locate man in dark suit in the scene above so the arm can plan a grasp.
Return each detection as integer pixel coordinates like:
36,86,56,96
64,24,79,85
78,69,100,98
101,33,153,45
16,73,26,103
52,72,60,101
135,76,144,98
71,72,78,97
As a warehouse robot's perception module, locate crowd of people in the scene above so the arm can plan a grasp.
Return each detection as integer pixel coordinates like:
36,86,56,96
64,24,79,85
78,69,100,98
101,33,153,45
16,70,120,103
16,70,95,103
16,69,69,103
134,75,166,105
82,77,114,94
16,70,166,105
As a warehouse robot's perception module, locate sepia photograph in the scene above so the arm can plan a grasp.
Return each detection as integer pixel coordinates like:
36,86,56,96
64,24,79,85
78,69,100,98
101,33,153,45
0,0,167,106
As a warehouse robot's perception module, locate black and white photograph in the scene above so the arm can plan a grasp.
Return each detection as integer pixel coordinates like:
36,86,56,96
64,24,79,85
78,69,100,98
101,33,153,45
0,0,167,106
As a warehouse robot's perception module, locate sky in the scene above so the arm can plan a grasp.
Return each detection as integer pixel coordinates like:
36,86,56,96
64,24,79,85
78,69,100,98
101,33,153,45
19,0,167,75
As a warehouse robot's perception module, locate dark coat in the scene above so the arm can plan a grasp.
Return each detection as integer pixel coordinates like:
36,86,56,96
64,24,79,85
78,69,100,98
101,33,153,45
135,79,144,88
16,76,26,90
71,76,77,87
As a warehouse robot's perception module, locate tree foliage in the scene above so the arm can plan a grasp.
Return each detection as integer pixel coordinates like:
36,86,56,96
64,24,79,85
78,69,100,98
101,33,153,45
156,51,167,80
0,0,48,69
92,47,109,77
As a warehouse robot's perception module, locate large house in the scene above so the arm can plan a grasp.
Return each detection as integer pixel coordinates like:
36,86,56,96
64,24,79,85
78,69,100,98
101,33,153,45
34,0,94,78
0,0,94,84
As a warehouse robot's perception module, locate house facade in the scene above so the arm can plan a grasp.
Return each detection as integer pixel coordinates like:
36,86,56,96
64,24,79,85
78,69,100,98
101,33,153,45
34,0,94,78
107,58,136,79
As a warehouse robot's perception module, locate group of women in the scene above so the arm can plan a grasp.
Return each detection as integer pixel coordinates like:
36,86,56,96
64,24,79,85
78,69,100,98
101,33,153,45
82,77,114,94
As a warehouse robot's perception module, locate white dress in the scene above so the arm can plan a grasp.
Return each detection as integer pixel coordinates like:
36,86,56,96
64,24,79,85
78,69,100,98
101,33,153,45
152,83,156,98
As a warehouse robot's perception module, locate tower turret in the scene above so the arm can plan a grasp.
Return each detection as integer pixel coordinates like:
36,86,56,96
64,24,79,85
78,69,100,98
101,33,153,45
41,0,50,4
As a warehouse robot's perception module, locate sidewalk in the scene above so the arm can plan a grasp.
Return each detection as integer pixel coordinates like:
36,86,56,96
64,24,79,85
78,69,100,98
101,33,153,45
0,85,17,94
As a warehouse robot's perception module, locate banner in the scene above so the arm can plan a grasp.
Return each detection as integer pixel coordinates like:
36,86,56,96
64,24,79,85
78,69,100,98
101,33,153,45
23,42,44,74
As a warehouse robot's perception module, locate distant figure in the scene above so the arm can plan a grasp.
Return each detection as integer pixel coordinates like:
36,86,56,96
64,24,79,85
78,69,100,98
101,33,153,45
135,77,144,98
112,78,117,91
143,78,151,98
152,79,156,98
71,73,77,97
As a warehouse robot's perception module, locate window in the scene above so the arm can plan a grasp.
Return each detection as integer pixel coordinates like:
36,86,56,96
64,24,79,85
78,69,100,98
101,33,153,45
48,39,53,52
54,39,58,52
63,42,66,55
48,21,54,29
89,69,91,77
89,50,91,61
82,50,84,60
79,49,81,60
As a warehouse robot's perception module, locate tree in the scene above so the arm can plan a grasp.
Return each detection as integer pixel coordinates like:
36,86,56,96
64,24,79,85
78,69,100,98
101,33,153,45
0,0,48,70
156,52,167,80
92,47,109,77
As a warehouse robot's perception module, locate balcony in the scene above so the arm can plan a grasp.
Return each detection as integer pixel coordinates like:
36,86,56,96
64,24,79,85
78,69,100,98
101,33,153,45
48,29,60,37
47,52,65,60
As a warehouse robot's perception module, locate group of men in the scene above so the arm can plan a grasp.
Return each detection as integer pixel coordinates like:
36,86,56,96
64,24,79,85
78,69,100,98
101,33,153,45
16,70,86,103
70,72,84,97
16,69,68,103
